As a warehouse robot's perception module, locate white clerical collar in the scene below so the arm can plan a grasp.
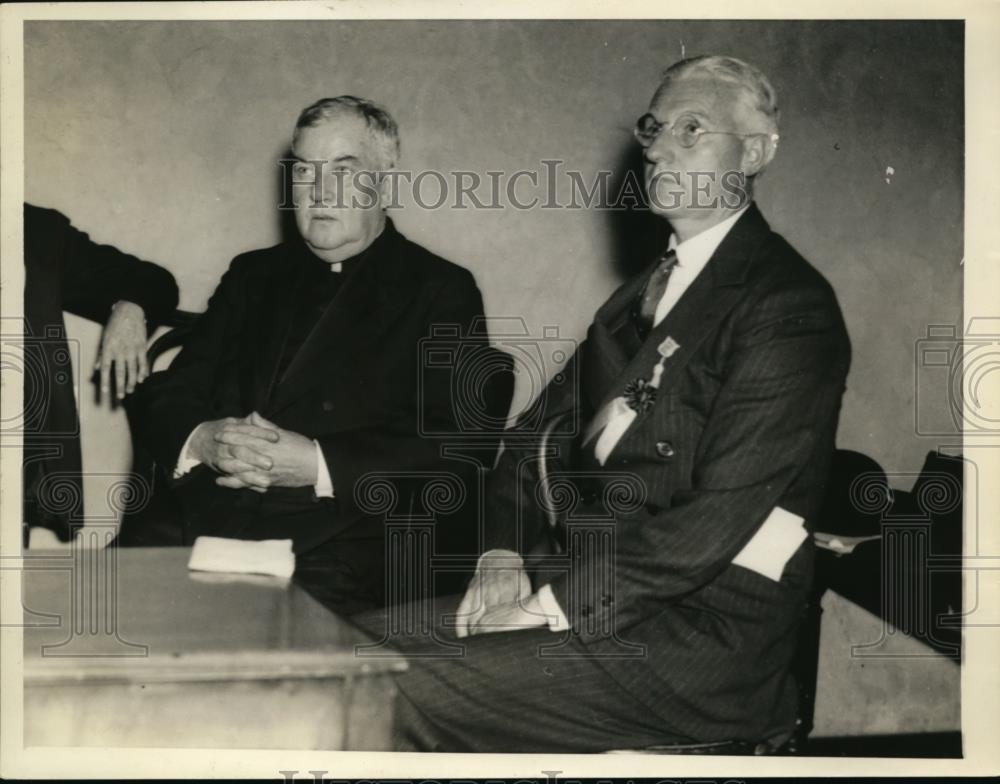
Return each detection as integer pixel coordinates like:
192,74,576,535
667,204,751,271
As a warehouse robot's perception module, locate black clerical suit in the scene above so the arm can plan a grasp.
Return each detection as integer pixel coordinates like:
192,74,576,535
123,219,488,611
21,203,179,540
365,204,852,752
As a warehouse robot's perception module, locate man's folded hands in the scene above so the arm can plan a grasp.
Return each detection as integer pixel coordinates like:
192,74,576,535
190,412,318,492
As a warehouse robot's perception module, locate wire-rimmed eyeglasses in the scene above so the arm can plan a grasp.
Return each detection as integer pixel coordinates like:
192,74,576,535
634,112,780,149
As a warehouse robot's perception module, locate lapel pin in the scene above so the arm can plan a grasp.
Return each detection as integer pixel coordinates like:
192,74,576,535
623,337,679,414
658,336,681,359
623,377,657,413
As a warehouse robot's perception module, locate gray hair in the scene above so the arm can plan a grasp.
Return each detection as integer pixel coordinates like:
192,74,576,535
660,55,780,138
293,95,400,169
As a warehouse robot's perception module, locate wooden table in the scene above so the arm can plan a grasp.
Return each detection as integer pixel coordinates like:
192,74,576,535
21,547,407,750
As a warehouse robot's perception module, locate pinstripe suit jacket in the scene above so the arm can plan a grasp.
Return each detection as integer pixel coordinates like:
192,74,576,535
487,204,851,742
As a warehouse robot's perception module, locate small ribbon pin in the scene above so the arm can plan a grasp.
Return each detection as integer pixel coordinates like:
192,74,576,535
624,336,680,413
658,336,680,359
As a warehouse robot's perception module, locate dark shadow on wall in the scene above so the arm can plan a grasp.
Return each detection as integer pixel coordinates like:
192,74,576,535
604,138,668,282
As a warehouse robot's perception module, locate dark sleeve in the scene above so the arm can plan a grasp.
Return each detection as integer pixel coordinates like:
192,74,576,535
547,280,851,636
25,203,179,327
317,268,487,520
124,257,247,474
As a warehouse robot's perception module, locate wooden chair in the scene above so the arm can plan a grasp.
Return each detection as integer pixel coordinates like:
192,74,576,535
147,309,202,365
117,310,202,545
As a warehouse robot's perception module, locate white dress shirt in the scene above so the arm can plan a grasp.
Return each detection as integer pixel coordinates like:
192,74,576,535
652,205,750,327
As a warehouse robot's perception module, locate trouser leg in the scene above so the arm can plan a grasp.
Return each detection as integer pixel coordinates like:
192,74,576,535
350,597,684,753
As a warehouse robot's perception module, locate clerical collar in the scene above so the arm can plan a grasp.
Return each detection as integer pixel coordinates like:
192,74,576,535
301,220,392,273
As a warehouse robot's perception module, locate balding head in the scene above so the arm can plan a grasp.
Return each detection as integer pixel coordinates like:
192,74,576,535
293,95,400,171
656,55,780,143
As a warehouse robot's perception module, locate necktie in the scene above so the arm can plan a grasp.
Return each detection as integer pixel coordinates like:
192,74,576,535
634,248,679,339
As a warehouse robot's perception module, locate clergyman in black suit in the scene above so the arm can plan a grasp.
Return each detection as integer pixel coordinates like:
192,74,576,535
358,56,852,752
21,203,179,543
123,96,489,614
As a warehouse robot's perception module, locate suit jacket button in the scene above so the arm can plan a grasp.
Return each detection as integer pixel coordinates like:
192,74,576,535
655,440,675,459
322,400,334,412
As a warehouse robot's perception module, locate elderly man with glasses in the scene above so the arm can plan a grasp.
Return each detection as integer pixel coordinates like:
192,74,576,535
356,55,851,753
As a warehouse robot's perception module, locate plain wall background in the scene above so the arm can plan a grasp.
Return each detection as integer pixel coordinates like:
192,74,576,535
23,20,963,523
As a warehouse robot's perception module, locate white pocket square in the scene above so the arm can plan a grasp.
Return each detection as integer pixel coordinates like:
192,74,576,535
592,397,636,466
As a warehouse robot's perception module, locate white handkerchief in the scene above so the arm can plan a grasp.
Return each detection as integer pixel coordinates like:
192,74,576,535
731,507,808,582
583,397,616,446
188,536,296,579
593,397,637,466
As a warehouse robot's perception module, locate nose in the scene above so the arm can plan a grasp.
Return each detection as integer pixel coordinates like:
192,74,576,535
643,132,676,166
319,170,347,207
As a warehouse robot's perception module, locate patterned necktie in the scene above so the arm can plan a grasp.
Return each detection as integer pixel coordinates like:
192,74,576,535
634,248,679,339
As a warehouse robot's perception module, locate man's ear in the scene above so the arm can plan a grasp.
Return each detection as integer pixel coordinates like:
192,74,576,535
741,133,777,178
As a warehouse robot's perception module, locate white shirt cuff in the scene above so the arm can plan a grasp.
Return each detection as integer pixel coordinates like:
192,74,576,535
174,425,204,478
536,583,570,632
313,439,335,498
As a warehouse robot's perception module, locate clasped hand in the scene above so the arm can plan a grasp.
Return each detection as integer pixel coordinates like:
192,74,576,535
454,555,546,637
191,411,318,492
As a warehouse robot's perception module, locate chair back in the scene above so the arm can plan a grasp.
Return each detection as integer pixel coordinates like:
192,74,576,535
536,410,577,554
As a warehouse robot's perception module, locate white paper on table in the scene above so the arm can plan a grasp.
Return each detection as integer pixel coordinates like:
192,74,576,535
187,536,296,579
731,507,808,582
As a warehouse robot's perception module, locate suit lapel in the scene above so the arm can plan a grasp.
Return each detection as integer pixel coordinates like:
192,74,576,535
581,258,658,411
592,205,772,438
